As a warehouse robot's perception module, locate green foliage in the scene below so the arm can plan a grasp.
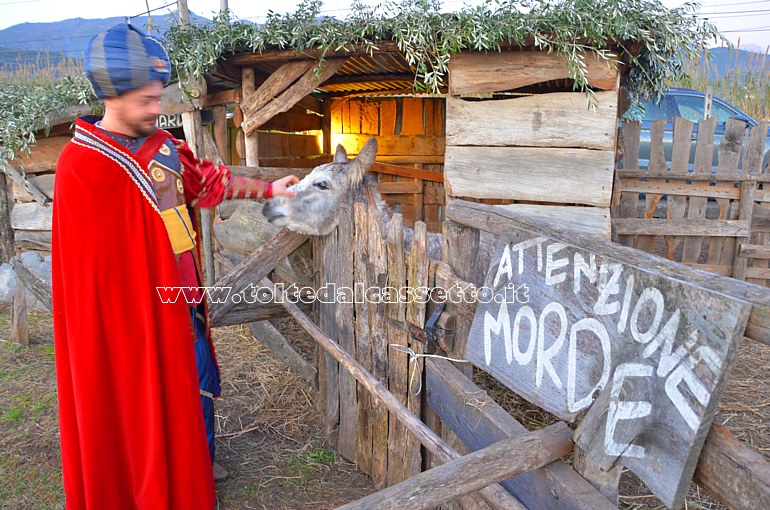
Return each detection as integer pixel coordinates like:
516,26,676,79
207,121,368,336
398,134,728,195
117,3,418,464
0,58,96,160
166,0,723,104
1,0,723,160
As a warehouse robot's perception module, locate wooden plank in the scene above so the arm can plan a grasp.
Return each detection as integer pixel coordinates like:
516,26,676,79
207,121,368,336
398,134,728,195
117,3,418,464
348,100,362,134
333,201,358,461
444,146,614,207
710,120,747,265
376,155,445,165
377,181,423,194
257,132,322,159
740,243,770,259
361,101,379,135
497,204,610,239
386,213,411,486
694,423,770,510
618,121,641,247
13,231,51,252
732,181,757,280
239,60,315,119
208,229,309,324
447,198,757,508
160,82,193,115
317,225,340,447
446,92,617,150
11,281,29,346
426,358,618,510
366,195,390,489
10,257,52,312
10,202,52,231
0,172,14,263
249,321,316,384
354,203,374,477
261,276,524,510
683,117,718,263
380,100,397,136
637,119,672,253
448,50,618,96
10,136,70,174
664,117,694,260
742,123,768,284
210,301,304,328
334,134,445,157
371,162,444,183
618,180,740,200
613,218,749,237
405,221,428,479
441,220,480,357
228,41,401,65
1,162,50,205
400,98,424,135
260,111,323,132
242,58,347,136
337,423,573,510
745,267,770,280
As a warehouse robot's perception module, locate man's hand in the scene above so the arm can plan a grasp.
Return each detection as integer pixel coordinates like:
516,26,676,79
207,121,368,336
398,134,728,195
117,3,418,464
271,175,300,198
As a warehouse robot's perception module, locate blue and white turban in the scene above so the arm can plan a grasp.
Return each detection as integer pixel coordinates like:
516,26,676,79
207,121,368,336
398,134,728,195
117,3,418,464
85,23,171,99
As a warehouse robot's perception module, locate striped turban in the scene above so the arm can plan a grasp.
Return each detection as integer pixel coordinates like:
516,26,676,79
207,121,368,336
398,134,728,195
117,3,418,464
85,23,171,99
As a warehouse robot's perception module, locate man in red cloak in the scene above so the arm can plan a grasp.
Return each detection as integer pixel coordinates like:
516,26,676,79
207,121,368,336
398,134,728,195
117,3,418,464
52,23,297,510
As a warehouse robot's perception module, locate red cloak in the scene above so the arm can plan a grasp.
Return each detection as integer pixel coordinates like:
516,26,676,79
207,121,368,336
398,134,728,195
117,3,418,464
52,119,216,510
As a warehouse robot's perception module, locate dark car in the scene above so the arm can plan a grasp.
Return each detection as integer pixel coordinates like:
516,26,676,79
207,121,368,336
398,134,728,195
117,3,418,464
625,88,770,173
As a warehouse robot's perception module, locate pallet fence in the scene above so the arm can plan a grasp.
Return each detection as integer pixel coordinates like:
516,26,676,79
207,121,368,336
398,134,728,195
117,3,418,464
612,117,770,282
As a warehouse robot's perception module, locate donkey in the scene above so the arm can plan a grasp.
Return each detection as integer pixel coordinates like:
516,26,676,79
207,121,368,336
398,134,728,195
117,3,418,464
262,137,447,261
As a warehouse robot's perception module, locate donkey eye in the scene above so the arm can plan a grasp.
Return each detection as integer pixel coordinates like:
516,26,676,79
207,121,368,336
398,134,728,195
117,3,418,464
314,181,329,190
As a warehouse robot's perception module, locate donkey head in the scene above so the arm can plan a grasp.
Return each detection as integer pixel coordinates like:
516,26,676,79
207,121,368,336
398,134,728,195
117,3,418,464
262,137,378,236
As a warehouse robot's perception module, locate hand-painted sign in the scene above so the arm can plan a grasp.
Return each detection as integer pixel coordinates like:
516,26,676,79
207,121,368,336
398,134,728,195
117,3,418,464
466,234,751,508
157,113,183,129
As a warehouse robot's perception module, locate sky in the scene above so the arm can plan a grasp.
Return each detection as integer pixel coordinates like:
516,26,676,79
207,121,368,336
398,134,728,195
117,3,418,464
0,0,769,51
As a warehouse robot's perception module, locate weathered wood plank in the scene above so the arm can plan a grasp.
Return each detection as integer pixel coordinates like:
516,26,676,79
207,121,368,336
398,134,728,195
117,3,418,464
249,321,316,384
739,243,770,259
241,68,259,167
261,277,524,510
447,198,761,509
664,118,694,259
732,181,757,280
13,230,50,252
694,423,770,510
10,202,52,231
371,162,443,183
1,162,50,205
683,117,717,263
317,223,340,447
337,423,573,510
386,213,411,486
446,92,617,150
613,218,749,237
380,100,397,136
426,358,618,510
208,228,309,324
448,51,618,96
446,198,770,345
11,281,29,346
377,182,423,194
618,180,740,200
617,121,641,247
354,203,374,477
210,300,304,327
444,146,613,206
10,257,52,312
0,172,16,263
239,60,315,118
242,58,346,136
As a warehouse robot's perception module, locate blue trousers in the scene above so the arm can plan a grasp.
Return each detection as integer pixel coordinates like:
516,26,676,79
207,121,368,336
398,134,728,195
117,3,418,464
190,308,220,462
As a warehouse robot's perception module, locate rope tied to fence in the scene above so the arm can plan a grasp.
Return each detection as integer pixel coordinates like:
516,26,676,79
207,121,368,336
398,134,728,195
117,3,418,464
389,344,469,396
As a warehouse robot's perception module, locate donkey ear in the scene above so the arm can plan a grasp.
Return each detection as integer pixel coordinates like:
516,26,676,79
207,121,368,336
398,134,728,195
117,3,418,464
333,144,349,163
348,137,378,186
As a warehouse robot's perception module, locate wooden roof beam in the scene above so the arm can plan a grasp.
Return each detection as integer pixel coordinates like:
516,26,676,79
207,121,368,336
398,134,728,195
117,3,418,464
227,41,400,65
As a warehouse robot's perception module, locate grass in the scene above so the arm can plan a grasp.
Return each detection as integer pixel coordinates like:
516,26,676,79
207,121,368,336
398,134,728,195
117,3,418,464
675,43,770,122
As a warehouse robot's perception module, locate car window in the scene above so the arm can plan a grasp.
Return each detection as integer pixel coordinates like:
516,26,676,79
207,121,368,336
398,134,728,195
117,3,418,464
711,100,743,125
671,95,704,123
629,97,674,122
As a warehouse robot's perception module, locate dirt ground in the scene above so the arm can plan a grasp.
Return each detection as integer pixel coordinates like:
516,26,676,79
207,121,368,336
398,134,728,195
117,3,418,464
0,309,374,510
1,306,768,510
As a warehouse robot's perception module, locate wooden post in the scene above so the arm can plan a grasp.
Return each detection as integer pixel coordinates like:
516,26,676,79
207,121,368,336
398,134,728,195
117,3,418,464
0,170,14,263
11,281,29,346
176,0,190,26
261,277,526,510
241,67,259,167
322,98,332,156
336,423,573,510
11,258,51,312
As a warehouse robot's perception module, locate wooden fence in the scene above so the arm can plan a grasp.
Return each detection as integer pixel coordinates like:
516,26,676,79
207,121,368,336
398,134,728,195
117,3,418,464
612,117,770,284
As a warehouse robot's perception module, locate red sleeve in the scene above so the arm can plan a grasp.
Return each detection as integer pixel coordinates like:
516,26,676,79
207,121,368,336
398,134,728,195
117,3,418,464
177,141,230,208
224,174,273,200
